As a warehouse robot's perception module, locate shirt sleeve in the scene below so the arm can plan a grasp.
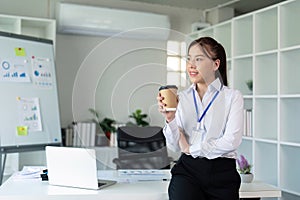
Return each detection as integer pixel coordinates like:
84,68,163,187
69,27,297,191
163,118,180,152
162,97,184,152
189,90,244,159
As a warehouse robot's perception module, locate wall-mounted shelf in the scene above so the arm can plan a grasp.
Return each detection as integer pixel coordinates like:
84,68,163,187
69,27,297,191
188,0,300,199
0,14,55,45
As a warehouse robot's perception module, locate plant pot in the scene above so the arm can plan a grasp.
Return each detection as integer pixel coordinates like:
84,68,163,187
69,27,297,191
240,173,254,183
105,131,111,140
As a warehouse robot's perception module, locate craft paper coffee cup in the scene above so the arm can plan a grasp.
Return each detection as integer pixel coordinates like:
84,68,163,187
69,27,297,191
159,85,178,111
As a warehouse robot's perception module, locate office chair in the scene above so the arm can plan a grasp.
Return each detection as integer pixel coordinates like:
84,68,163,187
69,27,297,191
112,126,173,169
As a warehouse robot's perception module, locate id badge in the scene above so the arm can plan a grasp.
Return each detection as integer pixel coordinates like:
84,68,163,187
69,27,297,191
190,123,206,145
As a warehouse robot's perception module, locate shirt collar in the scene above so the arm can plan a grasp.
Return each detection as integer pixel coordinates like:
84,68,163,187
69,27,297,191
210,78,223,92
188,78,223,94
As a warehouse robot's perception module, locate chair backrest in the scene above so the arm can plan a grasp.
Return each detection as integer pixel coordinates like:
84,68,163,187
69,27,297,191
114,126,171,169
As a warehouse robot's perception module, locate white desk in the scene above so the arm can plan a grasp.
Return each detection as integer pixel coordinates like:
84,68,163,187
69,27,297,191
0,170,281,200
239,181,281,199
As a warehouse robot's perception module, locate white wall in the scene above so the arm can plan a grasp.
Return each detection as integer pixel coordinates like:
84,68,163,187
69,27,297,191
0,0,202,172
59,35,168,126
52,0,202,127
0,0,202,127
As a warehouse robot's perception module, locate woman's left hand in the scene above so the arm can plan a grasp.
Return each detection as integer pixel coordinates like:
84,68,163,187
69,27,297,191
179,129,190,154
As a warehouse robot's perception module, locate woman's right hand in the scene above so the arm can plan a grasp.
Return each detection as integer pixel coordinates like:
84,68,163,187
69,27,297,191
157,93,177,123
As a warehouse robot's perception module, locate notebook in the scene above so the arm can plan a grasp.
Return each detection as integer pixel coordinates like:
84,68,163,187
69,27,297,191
45,146,116,190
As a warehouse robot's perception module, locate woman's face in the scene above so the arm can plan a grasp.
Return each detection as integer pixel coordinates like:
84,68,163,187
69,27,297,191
186,44,219,85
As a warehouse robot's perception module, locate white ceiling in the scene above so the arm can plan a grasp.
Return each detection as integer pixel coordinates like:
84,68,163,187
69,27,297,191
120,0,286,15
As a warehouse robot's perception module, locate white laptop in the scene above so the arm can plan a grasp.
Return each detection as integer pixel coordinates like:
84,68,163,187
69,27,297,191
45,146,116,190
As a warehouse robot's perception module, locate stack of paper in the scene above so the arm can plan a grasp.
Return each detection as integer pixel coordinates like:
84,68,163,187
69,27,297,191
12,166,46,180
63,127,74,146
243,109,252,137
73,122,96,147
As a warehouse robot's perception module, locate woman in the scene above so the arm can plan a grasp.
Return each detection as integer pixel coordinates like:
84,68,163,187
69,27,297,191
158,37,244,200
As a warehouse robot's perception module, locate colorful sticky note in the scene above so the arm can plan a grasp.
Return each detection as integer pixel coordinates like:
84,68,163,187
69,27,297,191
17,126,28,136
15,47,26,56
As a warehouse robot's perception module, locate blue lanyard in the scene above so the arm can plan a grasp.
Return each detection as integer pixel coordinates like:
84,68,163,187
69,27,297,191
192,89,219,123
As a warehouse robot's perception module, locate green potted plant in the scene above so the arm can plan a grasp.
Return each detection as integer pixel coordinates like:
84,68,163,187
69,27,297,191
129,109,149,127
237,154,253,183
246,79,253,92
88,108,116,139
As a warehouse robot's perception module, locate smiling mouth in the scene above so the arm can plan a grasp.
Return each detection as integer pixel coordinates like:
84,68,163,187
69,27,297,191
189,71,199,77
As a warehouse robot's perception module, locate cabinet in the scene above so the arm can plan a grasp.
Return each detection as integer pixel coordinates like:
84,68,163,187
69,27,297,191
188,0,300,198
0,14,55,45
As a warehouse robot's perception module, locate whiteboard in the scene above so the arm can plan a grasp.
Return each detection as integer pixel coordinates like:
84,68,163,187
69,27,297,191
0,32,61,151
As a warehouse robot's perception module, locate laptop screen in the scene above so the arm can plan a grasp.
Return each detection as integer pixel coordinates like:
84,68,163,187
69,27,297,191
46,146,101,190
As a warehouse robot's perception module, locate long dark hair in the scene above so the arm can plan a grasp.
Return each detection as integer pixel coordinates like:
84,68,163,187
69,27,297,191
188,37,228,86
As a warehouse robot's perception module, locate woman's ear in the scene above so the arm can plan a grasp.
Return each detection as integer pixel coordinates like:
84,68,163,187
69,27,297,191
213,59,220,71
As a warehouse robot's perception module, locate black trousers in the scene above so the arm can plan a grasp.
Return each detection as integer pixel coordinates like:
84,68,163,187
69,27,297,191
169,154,241,200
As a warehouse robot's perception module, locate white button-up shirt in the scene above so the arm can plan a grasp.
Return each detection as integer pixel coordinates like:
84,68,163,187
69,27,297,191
163,78,244,159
